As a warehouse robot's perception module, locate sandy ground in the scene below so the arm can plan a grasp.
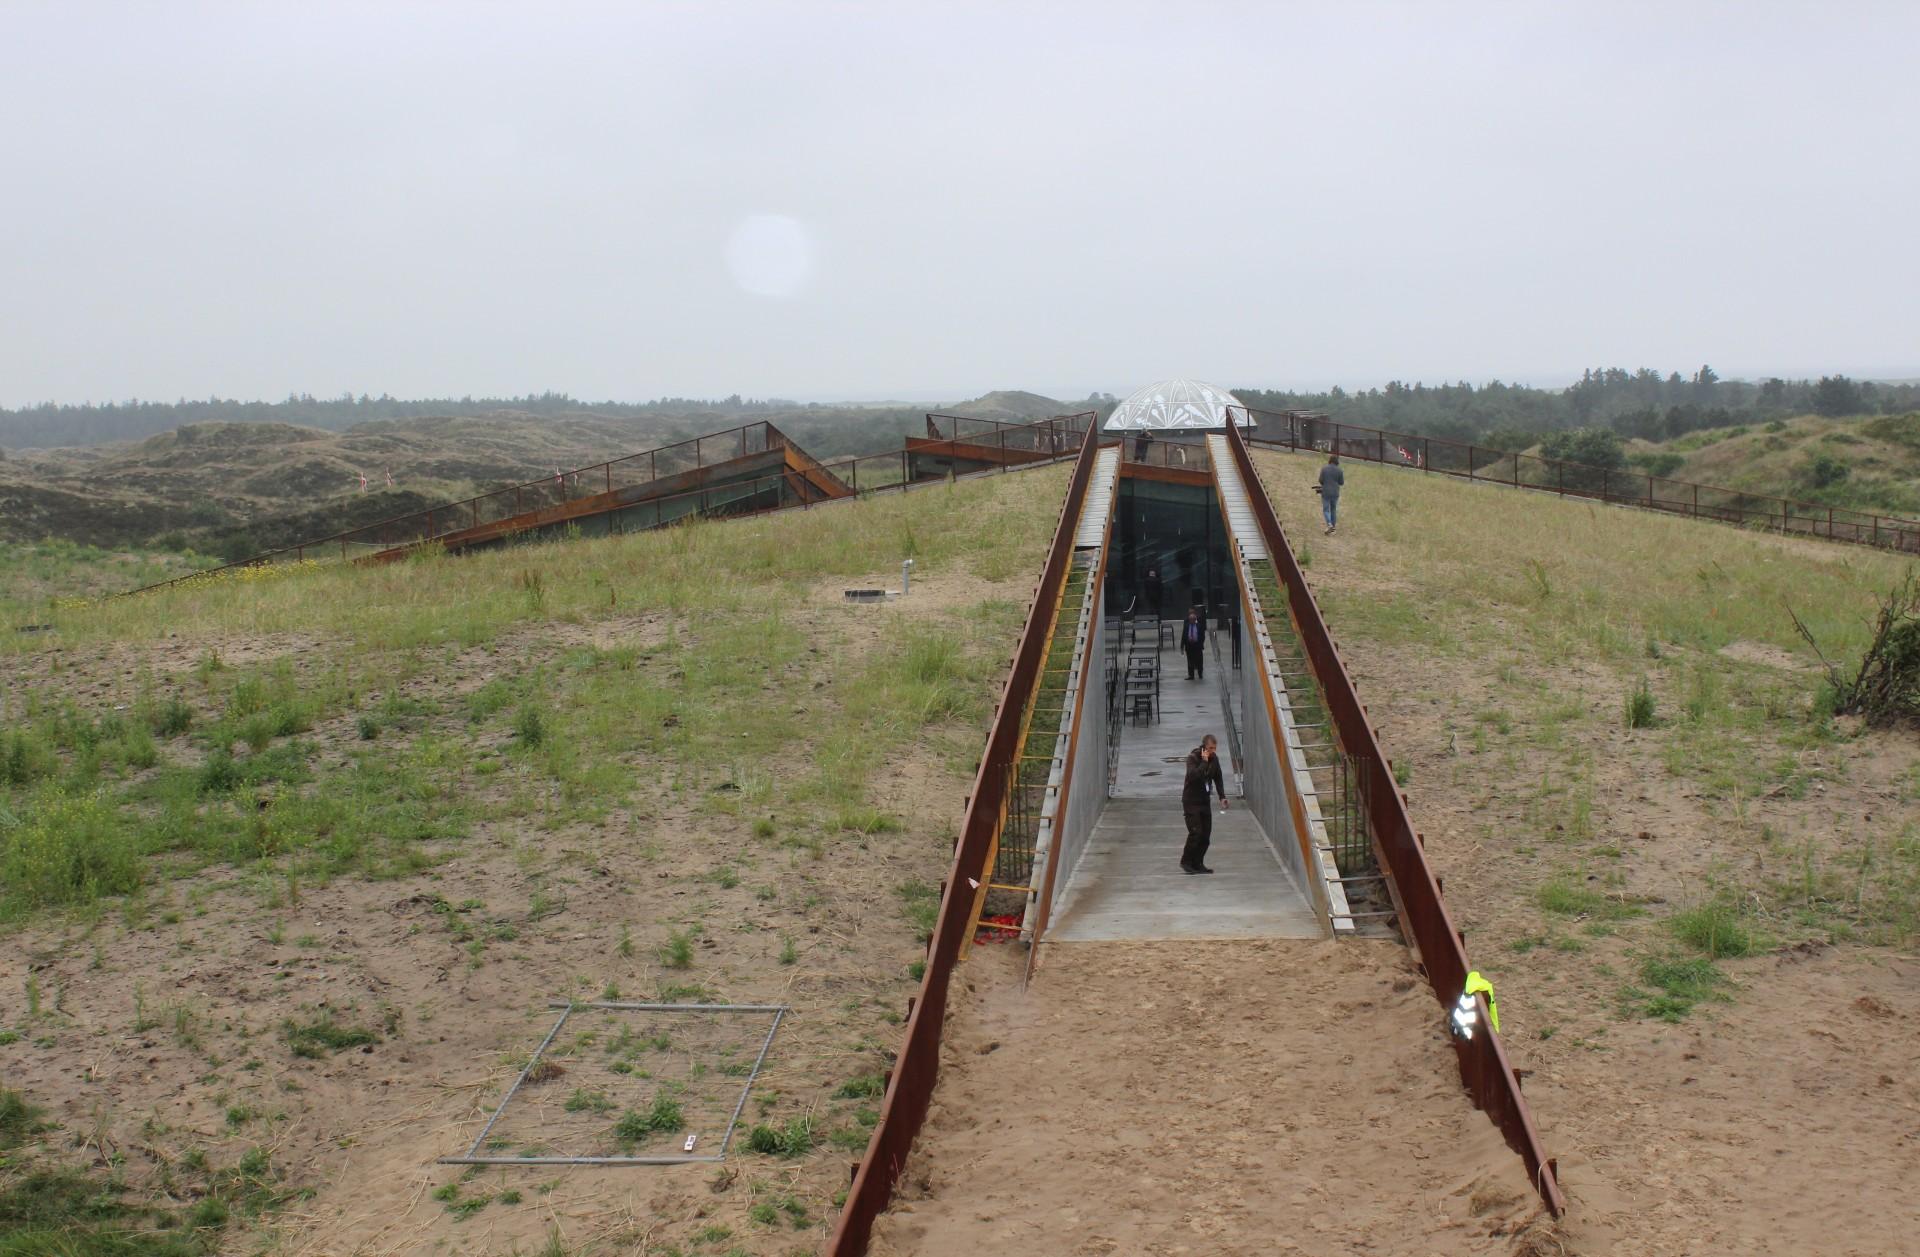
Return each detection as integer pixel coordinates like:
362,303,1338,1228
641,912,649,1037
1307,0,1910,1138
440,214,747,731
870,941,1555,1257
0,558,1044,1256
1245,450,1920,1256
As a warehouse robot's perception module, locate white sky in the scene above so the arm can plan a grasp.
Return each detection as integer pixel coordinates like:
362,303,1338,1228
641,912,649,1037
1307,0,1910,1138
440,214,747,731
2,1,1915,407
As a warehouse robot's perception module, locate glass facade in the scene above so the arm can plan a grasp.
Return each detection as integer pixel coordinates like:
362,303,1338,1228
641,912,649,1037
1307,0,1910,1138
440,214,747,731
1107,478,1236,629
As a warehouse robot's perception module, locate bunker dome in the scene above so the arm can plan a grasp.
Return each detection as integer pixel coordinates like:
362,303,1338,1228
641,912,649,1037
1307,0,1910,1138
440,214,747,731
1102,378,1245,431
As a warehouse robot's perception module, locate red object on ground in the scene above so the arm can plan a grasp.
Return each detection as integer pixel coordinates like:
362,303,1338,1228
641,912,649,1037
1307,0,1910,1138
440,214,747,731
973,914,1021,944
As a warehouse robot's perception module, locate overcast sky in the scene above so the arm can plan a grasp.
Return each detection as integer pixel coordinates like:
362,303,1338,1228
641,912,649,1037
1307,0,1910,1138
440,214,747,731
2,1,1916,407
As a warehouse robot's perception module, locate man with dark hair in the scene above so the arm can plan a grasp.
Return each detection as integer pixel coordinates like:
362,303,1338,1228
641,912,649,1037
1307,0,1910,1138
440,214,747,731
1317,453,1344,535
1180,734,1227,874
1181,607,1206,681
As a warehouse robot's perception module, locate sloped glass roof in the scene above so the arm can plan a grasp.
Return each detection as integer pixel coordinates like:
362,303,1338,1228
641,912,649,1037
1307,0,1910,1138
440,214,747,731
1102,378,1244,430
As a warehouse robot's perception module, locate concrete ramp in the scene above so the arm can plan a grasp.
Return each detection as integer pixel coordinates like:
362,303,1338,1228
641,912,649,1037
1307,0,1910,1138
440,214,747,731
1047,649,1321,942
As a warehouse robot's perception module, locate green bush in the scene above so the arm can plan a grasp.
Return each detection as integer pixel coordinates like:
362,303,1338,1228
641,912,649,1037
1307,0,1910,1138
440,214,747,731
612,1096,684,1146
147,698,194,737
1669,898,1759,958
1806,454,1851,488
1624,678,1656,729
513,705,547,748
745,1115,818,1158
0,788,141,917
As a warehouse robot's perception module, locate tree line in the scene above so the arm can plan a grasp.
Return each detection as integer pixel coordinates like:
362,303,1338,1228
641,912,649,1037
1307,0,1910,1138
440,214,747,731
1234,368,1918,452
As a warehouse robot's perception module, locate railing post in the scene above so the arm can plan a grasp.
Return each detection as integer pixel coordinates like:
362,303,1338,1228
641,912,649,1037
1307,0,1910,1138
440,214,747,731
1647,473,1653,505
1693,483,1699,517
1827,506,1834,537
606,463,612,495
1602,467,1609,501
1556,462,1563,496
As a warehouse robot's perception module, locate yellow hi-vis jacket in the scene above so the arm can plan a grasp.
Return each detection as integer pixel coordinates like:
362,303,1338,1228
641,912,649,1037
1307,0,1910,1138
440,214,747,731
1464,971,1499,1034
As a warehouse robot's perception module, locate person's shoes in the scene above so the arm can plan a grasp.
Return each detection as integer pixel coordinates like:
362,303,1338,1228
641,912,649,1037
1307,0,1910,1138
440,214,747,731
1193,865,1215,874
1324,525,1333,535
1179,863,1200,875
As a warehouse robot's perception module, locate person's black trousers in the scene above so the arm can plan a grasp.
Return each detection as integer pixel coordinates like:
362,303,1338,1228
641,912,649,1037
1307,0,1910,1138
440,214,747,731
1181,807,1212,869
1184,642,1204,680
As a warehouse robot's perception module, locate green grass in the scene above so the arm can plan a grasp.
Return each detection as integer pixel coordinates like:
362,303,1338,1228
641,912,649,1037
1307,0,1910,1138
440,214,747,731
1622,954,1730,1022
658,929,695,969
1536,876,1640,921
612,1096,685,1146
744,1114,818,1158
283,1014,380,1059
1668,896,1761,958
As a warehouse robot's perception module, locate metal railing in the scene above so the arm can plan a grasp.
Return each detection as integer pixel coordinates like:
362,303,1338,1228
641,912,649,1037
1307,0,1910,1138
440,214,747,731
130,420,803,592
1236,405,1920,554
127,414,1093,595
827,422,1105,1257
923,410,1091,455
1221,412,1566,1217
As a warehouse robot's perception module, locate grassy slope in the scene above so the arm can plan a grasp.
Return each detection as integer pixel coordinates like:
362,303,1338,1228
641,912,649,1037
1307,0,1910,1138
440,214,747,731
0,464,1067,1256
1253,449,1920,1252
1630,410,1920,518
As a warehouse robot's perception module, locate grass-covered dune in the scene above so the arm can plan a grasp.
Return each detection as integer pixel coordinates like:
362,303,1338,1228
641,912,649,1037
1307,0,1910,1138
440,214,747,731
1254,448,1918,1254
0,464,1067,1256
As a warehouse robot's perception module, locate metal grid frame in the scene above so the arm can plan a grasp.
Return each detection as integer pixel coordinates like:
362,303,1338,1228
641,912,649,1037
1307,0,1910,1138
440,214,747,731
440,1001,787,1167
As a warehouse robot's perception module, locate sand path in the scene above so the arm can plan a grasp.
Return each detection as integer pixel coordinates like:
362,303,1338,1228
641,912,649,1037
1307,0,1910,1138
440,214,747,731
871,940,1552,1257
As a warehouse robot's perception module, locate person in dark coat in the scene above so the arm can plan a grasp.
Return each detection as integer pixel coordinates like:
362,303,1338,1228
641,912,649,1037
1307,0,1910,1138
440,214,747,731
1144,568,1163,619
1317,453,1345,534
1180,734,1228,874
1181,607,1206,681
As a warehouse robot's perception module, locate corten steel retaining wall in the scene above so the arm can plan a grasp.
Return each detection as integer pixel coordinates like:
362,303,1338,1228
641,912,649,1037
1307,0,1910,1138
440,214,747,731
1223,415,1567,1216
1240,405,1920,554
126,414,1094,596
826,425,1106,1256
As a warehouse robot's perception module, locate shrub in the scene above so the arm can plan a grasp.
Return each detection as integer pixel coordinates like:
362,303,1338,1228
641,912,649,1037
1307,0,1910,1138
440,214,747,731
1669,898,1759,958
1791,574,1920,728
0,1089,41,1150
1806,454,1851,488
1628,451,1685,478
1541,427,1626,490
0,729,55,786
148,698,194,737
0,787,141,916
199,749,242,793
513,705,547,748
745,1115,818,1158
1624,678,1656,729
658,929,694,968
612,1096,684,1145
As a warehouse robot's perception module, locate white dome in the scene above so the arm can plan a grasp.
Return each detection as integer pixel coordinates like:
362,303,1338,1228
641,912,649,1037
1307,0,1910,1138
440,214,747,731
1103,378,1244,430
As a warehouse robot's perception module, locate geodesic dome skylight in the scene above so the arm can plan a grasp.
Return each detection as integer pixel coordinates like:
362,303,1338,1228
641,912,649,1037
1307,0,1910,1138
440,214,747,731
1102,378,1245,430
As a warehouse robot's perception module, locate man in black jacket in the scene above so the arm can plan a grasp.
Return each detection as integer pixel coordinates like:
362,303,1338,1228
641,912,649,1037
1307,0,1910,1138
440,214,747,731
1180,734,1228,874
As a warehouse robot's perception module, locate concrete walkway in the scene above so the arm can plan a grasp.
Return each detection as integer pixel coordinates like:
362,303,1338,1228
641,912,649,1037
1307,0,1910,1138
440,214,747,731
1048,643,1321,942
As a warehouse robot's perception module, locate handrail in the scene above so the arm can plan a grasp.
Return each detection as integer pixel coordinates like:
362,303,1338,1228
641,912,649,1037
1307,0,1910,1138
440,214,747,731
124,414,1094,595
827,419,1105,1257
1237,404,1920,554
1222,411,1567,1217
125,419,792,593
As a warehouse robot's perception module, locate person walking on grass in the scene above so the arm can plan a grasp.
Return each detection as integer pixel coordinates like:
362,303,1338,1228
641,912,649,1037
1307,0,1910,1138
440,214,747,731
1317,453,1344,534
1181,734,1228,874
1181,607,1206,681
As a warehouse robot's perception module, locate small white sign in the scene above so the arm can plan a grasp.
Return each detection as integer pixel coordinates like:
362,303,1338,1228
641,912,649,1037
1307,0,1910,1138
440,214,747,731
683,1134,698,1153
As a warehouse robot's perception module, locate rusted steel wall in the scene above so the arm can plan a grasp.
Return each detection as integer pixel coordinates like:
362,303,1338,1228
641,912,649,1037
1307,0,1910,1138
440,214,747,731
826,425,1105,1256
1223,415,1566,1216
